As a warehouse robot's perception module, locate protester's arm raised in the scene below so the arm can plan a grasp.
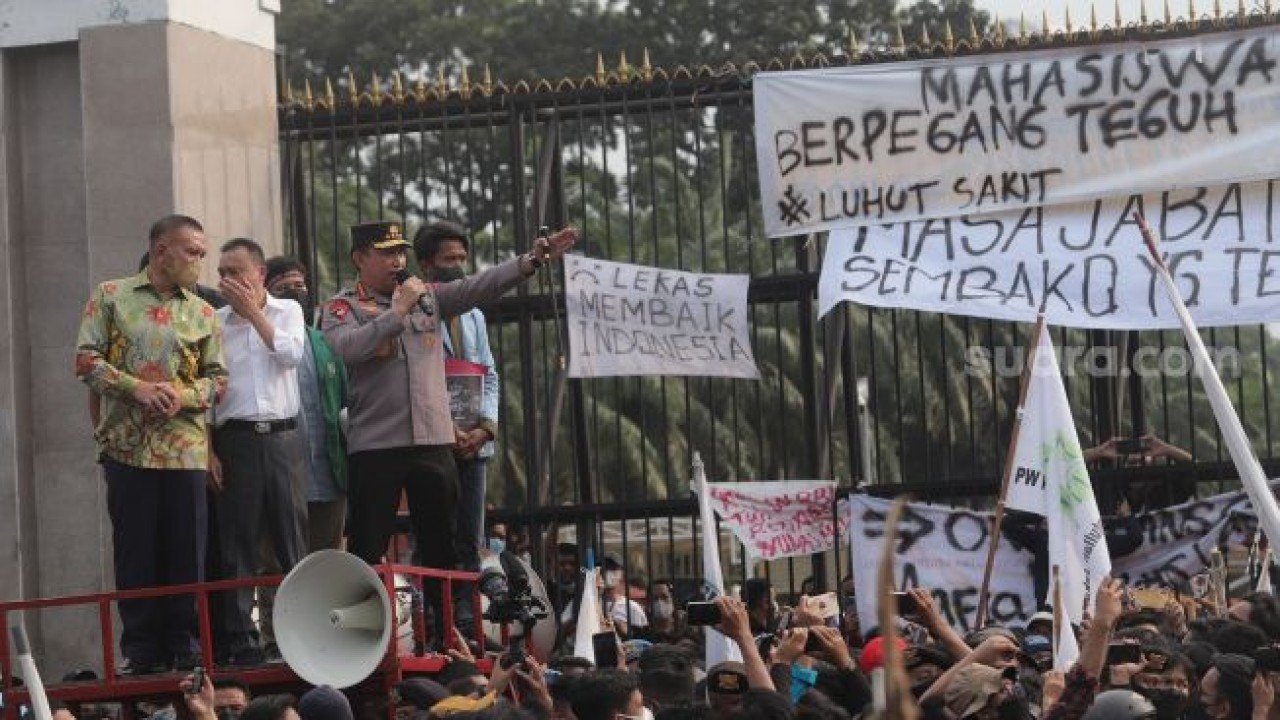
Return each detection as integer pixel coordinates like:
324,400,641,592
716,595,776,692
908,588,969,661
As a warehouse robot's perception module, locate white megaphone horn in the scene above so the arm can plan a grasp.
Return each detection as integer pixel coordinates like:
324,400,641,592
274,550,393,689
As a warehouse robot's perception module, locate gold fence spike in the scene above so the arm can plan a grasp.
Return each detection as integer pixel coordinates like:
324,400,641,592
460,65,471,98
618,50,630,81
848,26,860,54
370,71,382,104
920,24,931,46
595,53,606,84
391,71,405,103
968,17,980,44
303,79,314,110
413,76,428,101
894,22,906,52
943,20,954,51
482,64,494,96
283,80,294,106
995,18,1006,43
323,77,335,108
346,70,359,105
641,48,653,81
436,66,448,97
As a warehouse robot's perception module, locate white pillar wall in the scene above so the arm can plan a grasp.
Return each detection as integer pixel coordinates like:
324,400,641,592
0,0,280,676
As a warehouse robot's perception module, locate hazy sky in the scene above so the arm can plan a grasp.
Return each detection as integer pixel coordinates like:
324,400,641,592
974,0,1217,29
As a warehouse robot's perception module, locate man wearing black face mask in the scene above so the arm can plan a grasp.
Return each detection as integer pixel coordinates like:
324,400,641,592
412,221,500,575
265,256,349,552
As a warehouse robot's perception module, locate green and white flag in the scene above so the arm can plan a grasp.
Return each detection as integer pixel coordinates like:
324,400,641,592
1004,324,1110,670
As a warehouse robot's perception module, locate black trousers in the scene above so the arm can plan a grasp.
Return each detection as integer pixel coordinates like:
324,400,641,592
103,458,207,665
212,427,307,652
348,446,460,635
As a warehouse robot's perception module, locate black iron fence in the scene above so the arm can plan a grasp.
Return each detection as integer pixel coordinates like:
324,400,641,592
279,14,1280,596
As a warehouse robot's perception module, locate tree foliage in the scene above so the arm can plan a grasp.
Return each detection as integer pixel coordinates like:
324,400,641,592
278,0,991,83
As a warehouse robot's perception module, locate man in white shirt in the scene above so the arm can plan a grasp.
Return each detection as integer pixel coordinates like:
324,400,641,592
210,237,308,666
602,552,648,637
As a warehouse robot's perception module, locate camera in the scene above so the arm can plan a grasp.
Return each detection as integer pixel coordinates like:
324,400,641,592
477,564,549,667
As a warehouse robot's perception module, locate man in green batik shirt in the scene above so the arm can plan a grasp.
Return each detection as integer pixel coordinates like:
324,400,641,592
75,214,227,675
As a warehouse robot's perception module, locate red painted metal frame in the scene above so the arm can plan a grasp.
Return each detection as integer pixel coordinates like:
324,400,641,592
0,564,484,720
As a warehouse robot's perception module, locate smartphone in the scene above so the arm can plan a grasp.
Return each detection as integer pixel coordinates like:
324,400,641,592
543,669,562,687
892,592,919,616
810,592,839,619
187,666,204,695
804,630,825,653
1115,437,1152,455
686,601,722,626
1255,646,1280,672
592,632,621,668
1106,642,1142,665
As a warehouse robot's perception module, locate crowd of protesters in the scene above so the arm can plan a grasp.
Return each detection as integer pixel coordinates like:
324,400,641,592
33,558,1280,720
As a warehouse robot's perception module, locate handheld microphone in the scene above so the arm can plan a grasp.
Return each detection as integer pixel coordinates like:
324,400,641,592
393,269,435,316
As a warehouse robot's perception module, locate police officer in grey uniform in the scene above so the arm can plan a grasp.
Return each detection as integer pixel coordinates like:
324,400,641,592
319,221,576,591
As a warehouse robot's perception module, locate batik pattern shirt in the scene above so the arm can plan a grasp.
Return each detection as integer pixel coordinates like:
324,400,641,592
75,271,227,469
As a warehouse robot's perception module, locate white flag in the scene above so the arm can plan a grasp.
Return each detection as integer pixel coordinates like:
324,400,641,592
1003,326,1110,669
572,568,604,665
693,452,742,666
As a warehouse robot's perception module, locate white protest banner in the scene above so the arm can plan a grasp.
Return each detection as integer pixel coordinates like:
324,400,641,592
850,485,1274,635
849,494,1038,634
1110,484,1269,589
565,255,759,379
755,27,1280,237
707,480,846,560
818,179,1280,329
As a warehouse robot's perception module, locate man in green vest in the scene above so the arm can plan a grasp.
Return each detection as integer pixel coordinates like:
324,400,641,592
265,256,348,551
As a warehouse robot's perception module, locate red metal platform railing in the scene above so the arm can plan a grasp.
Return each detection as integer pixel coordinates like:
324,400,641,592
0,564,484,720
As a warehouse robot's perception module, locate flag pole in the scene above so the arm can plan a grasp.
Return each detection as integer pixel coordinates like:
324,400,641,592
1051,565,1062,662
1135,212,1280,552
976,312,1048,628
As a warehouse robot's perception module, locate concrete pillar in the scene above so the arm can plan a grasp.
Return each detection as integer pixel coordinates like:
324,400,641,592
0,1,280,676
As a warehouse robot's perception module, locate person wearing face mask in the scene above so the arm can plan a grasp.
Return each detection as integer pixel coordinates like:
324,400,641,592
320,220,576,643
75,214,228,675
1112,649,1195,720
648,581,677,638
413,220,500,575
601,553,649,637
264,256,349,552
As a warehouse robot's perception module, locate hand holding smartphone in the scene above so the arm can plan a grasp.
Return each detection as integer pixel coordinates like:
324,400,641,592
686,601,723,626
892,591,920,617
